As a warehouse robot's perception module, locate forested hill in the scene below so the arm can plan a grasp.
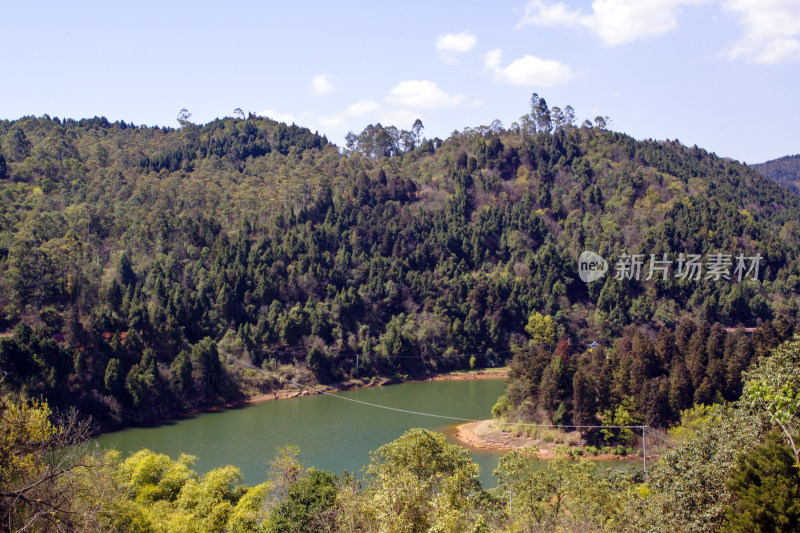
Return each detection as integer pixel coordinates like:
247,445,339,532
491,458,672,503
753,154,800,195
0,103,798,428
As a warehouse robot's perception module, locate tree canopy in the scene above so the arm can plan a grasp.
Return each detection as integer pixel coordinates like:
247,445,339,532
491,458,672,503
0,99,797,430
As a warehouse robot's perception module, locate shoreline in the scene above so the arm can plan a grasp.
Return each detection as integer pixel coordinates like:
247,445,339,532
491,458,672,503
99,367,509,434
453,419,647,461
241,367,510,406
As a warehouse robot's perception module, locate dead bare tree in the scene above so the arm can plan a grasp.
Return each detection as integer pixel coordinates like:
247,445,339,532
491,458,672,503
0,397,114,532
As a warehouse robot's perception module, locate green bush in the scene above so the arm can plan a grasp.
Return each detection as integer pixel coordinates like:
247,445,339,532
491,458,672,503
491,395,510,419
723,431,800,532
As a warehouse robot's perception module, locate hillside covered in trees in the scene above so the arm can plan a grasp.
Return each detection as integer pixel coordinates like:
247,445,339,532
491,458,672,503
753,154,800,195
4,335,800,532
0,96,798,430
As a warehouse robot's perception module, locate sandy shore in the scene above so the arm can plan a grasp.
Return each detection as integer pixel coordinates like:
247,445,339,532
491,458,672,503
454,419,644,460
455,420,538,452
425,368,509,382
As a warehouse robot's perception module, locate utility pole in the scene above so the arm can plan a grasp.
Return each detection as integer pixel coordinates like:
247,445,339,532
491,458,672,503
355,353,359,379
642,426,647,481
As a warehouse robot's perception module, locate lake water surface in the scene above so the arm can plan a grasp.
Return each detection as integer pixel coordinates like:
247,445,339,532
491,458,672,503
96,378,639,487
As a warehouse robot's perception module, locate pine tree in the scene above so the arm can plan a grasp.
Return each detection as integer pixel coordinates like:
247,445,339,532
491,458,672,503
654,327,678,369
630,331,659,387
169,350,193,396
674,318,696,354
668,359,693,414
725,331,754,399
572,367,596,427
643,378,670,427
686,324,710,389
104,358,123,394
539,356,566,421
694,376,714,405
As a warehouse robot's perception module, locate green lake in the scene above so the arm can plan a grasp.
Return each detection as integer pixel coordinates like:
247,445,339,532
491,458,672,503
95,378,639,487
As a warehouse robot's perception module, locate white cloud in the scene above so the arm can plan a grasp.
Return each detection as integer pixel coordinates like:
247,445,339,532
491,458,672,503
519,0,800,64
318,100,382,128
344,99,381,116
520,0,584,26
723,0,800,64
257,109,297,124
254,101,420,147
308,74,335,96
519,0,706,46
385,80,466,108
485,49,575,86
374,110,420,129
435,31,477,62
317,115,345,129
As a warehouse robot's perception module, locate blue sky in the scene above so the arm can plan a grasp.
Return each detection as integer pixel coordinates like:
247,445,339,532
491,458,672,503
2,0,798,163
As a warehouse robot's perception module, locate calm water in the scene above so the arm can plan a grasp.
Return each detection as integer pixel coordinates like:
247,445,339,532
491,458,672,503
96,379,510,486
95,378,640,487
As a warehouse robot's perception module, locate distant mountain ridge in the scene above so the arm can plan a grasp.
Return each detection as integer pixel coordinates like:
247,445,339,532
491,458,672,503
753,154,800,195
